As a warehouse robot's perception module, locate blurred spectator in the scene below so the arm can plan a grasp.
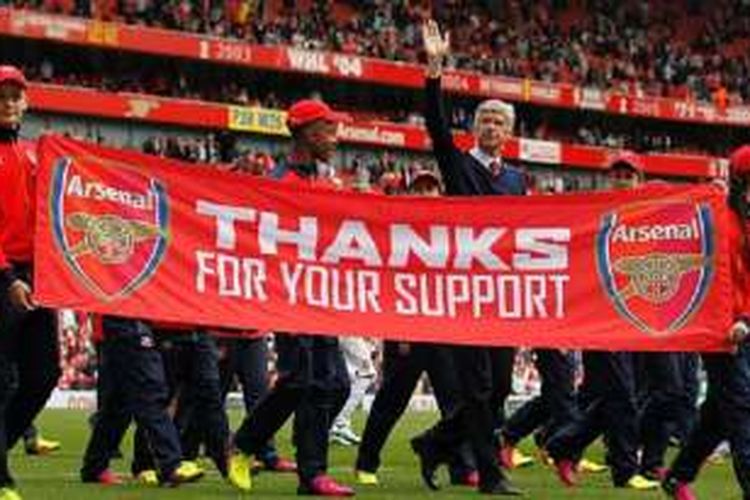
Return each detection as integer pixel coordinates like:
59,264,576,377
58,311,96,390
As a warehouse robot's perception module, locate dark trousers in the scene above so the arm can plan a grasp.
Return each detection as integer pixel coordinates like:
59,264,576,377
81,319,181,481
638,352,694,472
133,331,229,476
414,346,514,490
356,342,475,477
234,334,349,484
674,353,700,443
219,337,279,464
223,337,271,413
180,337,273,462
0,299,59,487
669,347,750,497
546,351,639,486
503,349,577,447
488,347,516,430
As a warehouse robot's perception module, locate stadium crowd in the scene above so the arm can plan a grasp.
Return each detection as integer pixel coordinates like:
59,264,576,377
7,0,750,106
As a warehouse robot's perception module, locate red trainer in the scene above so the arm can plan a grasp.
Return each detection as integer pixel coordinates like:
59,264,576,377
298,475,355,496
463,471,479,487
498,445,516,470
265,457,297,473
664,479,697,500
96,469,123,486
555,459,578,487
450,470,479,487
646,467,668,481
673,482,697,500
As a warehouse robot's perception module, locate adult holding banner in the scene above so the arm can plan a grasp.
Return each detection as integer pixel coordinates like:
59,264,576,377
229,98,354,497
0,65,60,500
545,156,660,492
662,146,750,500
510,161,661,486
408,20,525,496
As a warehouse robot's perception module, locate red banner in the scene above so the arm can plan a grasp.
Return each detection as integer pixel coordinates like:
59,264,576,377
3,8,750,127
34,136,734,351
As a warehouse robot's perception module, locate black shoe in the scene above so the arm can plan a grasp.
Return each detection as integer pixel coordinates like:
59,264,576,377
479,478,524,496
410,436,444,491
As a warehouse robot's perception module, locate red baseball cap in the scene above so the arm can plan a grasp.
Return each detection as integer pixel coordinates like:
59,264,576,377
730,145,750,177
0,65,27,88
608,151,644,174
286,99,350,130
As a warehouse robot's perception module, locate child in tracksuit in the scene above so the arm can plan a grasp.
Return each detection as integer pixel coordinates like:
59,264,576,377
80,316,203,487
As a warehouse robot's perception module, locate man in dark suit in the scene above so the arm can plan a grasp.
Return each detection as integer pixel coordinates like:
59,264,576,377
408,20,525,496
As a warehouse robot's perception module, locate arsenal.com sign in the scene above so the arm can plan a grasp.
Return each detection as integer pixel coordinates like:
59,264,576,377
34,136,734,352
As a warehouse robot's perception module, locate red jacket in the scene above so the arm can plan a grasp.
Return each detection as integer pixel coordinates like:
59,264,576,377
0,134,36,269
729,211,750,320
272,158,344,190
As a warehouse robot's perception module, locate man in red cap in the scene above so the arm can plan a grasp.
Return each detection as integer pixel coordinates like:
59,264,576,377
229,98,354,497
269,99,349,184
0,65,61,500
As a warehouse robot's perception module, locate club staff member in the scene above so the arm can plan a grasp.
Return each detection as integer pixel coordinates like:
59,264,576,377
0,65,61,500
410,20,525,497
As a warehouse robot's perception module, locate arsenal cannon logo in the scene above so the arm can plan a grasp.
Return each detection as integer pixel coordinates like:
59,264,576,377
596,201,715,336
50,156,169,301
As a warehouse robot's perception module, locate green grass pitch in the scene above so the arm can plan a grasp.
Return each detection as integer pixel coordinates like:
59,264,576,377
7,409,741,499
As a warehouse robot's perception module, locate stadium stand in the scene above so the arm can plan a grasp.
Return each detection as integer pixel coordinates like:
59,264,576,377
11,0,750,105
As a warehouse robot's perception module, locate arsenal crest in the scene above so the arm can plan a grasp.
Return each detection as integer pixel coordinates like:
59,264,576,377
50,156,169,301
596,201,715,336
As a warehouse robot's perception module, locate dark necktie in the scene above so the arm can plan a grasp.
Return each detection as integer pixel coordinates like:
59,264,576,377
489,160,502,177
